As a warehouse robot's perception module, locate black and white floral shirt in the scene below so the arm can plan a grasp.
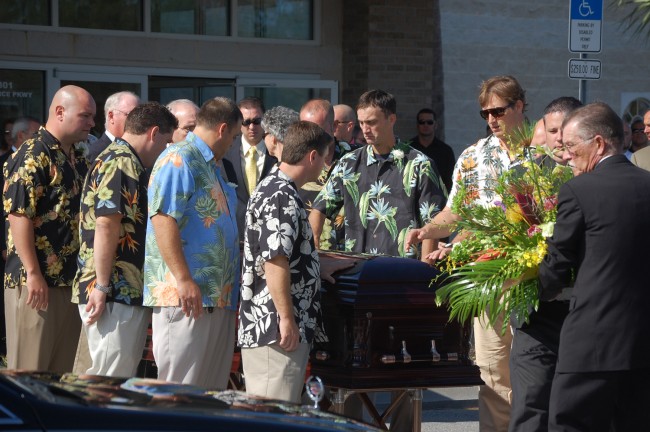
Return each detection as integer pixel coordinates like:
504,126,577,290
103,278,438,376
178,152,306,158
238,166,326,348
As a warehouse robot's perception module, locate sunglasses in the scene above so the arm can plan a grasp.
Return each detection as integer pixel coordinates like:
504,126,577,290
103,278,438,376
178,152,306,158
418,120,434,125
479,103,514,120
632,128,645,134
242,117,262,126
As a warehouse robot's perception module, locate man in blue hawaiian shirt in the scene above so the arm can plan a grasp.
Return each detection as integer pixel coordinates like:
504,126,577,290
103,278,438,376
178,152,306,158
143,98,242,389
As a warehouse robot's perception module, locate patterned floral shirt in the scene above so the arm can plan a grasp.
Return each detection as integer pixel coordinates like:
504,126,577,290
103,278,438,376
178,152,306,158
448,134,526,209
143,133,239,310
312,141,447,257
73,139,148,306
3,127,89,289
238,167,325,348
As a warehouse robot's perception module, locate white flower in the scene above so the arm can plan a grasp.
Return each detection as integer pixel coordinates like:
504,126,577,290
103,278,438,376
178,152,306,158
392,149,404,160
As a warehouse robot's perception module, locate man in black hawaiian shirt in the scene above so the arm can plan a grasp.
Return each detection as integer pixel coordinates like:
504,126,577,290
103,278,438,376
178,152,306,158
3,85,95,372
72,102,176,377
238,121,351,403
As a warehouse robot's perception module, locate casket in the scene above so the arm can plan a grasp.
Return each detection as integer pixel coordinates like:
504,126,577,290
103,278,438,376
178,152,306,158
311,252,482,390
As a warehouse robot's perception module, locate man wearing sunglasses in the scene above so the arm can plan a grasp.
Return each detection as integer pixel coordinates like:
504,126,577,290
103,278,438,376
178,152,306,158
224,97,278,243
408,108,455,192
628,115,648,153
406,75,528,432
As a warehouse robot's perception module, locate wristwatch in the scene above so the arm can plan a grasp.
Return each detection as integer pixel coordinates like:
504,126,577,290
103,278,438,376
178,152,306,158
443,242,454,249
94,281,111,294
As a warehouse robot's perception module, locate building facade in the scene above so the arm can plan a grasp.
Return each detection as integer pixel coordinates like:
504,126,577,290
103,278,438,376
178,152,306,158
1,0,648,155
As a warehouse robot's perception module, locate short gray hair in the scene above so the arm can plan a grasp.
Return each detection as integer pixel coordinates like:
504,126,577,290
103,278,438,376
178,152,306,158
104,91,140,120
166,99,199,114
11,116,40,140
262,106,299,143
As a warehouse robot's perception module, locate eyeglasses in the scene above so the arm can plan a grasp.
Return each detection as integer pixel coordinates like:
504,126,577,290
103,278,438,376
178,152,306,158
242,117,262,126
113,109,131,116
418,120,434,125
479,103,515,120
558,136,594,152
632,128,645,134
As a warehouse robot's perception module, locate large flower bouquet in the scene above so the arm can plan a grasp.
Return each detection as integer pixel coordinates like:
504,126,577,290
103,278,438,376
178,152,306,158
434,126,573,334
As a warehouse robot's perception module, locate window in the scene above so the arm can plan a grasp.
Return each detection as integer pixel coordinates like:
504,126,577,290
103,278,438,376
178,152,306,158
59,0,143,31
622,97,650,124
149,76,235,107
237,0,313,40
152,0,229,36
0,69,46,127
1,1,314,41
0,1,49,25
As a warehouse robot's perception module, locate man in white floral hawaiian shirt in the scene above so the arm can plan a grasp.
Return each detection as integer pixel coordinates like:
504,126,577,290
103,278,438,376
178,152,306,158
143,97,242,389
238,121,352,403
407,75,529,432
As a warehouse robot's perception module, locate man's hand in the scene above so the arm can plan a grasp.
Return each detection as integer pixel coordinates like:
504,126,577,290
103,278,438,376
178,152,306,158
85,288,107,325
26,271,48,310
405,228,426,253
278,316,300,352
319,254,355,283
177,278,204,319
425,243,453,262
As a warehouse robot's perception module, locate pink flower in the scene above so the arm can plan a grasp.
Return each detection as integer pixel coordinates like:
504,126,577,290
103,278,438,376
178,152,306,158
527,225,542,237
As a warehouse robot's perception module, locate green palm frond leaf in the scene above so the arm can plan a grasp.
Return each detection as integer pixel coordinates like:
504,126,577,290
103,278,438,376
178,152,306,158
611,0,650,38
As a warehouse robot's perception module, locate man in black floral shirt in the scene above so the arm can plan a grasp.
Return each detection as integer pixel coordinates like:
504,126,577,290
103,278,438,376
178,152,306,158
72,102,176,377
309,89,447,431
3,85,95,372
238,121,351,403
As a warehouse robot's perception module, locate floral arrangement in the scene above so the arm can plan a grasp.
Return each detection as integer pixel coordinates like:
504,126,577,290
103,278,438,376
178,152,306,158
434,125,574,334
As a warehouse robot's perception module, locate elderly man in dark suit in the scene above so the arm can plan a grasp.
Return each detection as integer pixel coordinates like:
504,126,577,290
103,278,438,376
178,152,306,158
223,97,277,243
87,91,140,162
539,102,650,431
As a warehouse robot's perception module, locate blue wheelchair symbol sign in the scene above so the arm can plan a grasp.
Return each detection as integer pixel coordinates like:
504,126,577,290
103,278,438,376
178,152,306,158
571,0,602,20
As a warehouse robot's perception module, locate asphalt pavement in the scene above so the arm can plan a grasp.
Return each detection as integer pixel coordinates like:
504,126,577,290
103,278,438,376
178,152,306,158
373,386,479,432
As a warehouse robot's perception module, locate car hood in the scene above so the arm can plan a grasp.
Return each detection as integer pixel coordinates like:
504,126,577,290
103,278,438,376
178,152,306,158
1,371,377,431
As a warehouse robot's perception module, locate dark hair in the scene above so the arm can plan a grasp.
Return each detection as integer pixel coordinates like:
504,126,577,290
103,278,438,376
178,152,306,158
478,75,527,111
543,97,583,117
198,97,243,130
237,96,265,113
416,108,436,121
357,89,396,118
562,102,624,153
282,121,332,165
125,102,178,135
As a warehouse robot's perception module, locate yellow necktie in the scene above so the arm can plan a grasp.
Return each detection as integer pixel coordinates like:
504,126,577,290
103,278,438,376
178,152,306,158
245,146,258,195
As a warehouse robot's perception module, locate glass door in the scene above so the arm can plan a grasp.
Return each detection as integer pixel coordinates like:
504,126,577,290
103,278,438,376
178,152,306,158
236,78,338,112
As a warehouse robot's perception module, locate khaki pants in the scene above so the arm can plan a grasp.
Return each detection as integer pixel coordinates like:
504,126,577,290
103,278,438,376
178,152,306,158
474,312,512,432
78,303,151,377
152,306,235,389
4,285,81,372
242,343,310,404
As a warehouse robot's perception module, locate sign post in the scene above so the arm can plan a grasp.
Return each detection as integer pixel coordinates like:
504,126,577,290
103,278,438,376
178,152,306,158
568,0,604,103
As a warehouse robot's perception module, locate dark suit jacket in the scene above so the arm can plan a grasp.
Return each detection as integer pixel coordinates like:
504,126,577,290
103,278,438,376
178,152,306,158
87,132,112,163
539,155,650,373
223,137,277,242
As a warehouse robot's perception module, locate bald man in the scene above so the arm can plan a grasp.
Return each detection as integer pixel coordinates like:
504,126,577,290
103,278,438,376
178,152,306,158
167,99,200,144
3,85,95,372
333,104,356,144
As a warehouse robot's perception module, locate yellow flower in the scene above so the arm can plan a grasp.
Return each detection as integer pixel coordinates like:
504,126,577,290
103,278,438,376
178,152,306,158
35,236,50,250
24,159,38,173
3,198,12,213
505,207,524,224
97,187,112,201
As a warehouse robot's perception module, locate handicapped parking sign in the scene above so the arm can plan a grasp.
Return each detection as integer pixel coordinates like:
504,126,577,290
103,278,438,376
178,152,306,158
569,0,603,52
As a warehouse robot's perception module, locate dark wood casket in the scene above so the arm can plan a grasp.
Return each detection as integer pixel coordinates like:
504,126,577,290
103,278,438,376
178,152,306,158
311,252,482,390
